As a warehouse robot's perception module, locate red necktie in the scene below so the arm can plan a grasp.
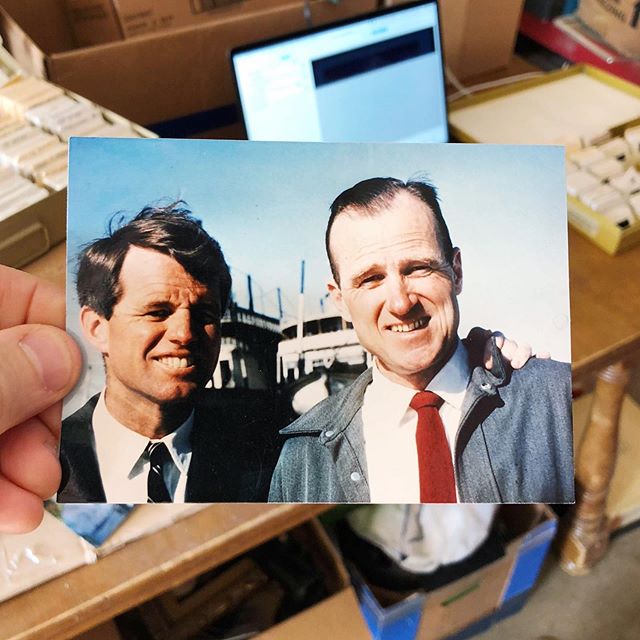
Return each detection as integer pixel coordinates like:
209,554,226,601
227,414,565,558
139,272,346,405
410,391,457,503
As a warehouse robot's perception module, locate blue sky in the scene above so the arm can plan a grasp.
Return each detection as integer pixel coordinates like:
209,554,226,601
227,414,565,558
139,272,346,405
66,138,570,407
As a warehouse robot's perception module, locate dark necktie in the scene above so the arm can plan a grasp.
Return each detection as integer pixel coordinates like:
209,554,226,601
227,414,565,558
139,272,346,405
410,391,457,503
146,441,173,503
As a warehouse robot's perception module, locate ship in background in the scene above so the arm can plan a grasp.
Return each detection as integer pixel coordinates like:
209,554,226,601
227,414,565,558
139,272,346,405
209,272,281,392
201,273,292,437
211,264,369,416
277,312,369,415
212,301,282,392
275,261,370,415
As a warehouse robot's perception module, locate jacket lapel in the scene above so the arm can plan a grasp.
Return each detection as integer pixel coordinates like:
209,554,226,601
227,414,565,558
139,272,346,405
314,369,372,501
456,340,509,502
58,395,107,502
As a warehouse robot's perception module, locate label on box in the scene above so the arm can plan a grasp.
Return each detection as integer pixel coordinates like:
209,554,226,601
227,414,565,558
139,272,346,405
578,0,640,58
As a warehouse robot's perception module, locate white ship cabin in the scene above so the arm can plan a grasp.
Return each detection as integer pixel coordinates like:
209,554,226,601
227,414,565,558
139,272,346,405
277,313,370,383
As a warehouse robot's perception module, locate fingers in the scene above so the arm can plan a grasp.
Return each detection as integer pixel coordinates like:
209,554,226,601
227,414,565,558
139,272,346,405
485,332,533,370
0,417,62,500
39,401,63,439
0,265,65,329
0,325,81,435
496,335,532,370
537,350,551,360
0,474,45,534
0,268,71,535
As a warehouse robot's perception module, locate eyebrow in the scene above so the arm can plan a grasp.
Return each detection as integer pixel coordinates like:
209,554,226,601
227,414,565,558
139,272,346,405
350,264,384,287
138,298,219,312
139,299,173,310
349,257,444,286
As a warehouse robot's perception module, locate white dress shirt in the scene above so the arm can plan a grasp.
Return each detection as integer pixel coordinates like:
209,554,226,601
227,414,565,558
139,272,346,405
92,391,194,503
362,340,471,503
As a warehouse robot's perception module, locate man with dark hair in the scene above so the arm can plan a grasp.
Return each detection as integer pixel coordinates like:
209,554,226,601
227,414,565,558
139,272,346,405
58,203,271,503
270,177,573,504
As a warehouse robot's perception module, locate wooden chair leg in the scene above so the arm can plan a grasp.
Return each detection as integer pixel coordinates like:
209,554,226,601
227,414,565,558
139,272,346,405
558,362,631,575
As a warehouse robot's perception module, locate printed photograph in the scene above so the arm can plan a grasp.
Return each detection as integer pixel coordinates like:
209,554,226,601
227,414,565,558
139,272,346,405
59,138,573,504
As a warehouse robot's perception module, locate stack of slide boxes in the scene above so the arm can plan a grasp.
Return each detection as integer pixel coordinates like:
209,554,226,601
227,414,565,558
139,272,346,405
0,74,144,224
566,126,640,230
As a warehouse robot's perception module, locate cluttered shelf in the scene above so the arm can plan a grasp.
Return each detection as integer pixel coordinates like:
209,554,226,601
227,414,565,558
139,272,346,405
1,504,329,640
519,10,640,85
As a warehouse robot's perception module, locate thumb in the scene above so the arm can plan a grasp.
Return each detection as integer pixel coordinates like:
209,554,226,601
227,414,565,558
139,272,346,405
0,325,81,434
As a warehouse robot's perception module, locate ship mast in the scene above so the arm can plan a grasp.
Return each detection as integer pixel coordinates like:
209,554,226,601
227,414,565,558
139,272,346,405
295,260,305,378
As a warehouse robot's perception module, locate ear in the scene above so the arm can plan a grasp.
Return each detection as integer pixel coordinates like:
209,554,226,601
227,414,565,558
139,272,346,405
327,280,352,322
452,248,463,295
79,306,110,354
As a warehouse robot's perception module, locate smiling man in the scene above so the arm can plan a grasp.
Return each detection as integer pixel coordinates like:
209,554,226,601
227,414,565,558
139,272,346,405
269,177,573,504
58,204,271,503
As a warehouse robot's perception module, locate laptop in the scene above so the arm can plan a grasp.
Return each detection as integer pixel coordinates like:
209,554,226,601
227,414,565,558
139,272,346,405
230,0,449,143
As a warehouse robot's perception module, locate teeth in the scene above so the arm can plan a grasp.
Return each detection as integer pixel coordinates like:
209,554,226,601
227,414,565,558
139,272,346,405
158,356,193,369
390,317,428,333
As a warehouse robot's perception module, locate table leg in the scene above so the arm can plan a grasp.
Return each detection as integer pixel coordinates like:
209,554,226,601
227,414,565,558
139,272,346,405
558,361,631,575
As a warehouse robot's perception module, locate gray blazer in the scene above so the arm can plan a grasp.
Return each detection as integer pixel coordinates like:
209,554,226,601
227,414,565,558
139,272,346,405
269,342,574,503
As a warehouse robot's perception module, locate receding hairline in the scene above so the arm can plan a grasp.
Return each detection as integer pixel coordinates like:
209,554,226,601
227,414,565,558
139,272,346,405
327,190,446,282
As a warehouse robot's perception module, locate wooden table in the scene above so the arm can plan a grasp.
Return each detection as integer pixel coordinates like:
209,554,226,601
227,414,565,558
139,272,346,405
561,229,640,575
2,503,329,640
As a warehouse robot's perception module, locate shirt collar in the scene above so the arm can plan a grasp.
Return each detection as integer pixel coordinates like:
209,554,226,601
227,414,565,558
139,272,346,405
426,340,471,411
368,362,417,429
93,391,194,481
368,339,470,419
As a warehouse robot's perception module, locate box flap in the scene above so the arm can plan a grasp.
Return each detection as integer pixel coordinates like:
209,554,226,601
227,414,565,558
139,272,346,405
256,589,371,639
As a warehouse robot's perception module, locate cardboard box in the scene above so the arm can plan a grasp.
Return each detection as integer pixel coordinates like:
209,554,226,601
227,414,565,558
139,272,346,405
354,504,557,640
135,518,371,640
117,0,283,39
0,0,378,132
247,518,371,639
578,0,640,59
65,0,292,44
383,0,525,79
65,0,123,47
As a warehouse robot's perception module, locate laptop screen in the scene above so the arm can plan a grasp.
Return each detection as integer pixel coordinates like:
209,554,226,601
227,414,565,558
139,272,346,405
231,0,448,143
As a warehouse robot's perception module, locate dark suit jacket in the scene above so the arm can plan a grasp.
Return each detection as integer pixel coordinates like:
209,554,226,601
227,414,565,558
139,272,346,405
58,394,279,503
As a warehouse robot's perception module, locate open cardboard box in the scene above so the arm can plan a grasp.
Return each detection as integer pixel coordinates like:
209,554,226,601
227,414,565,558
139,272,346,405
253,518,371,639
353,504,558,640
134,517,370,640
0,0,377,135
